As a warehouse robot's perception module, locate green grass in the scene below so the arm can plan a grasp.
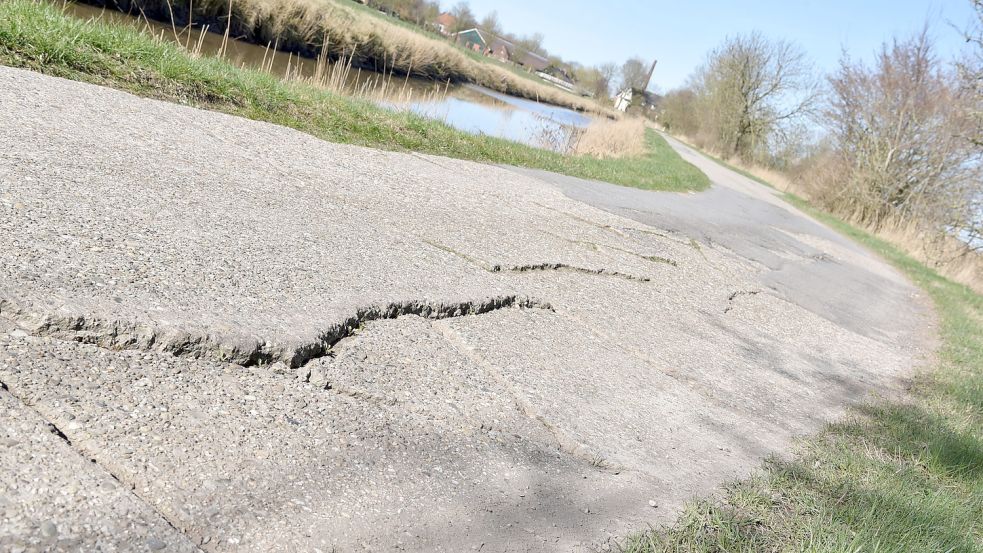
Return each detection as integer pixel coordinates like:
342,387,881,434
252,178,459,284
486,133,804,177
0,0,707,193
622,199,983,552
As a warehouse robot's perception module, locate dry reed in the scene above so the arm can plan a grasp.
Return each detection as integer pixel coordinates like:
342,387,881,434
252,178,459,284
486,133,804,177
278,40,447,102
573,117,646,158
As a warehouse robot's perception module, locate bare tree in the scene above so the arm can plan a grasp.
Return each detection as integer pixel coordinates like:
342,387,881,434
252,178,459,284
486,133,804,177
619,57,649,91
450,2,476,32
818,28,981,246
655,34,817,162
962,0,983,248
479,10,501,36
959,0,983,147
514,32,545,56
598,62,618,88
658,87,700,136
694,32,818,160
573,64,615,98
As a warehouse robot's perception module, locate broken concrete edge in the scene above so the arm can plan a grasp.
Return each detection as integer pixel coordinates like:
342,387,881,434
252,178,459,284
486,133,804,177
0,293,553,370
2,289,641,477
493,263,652,282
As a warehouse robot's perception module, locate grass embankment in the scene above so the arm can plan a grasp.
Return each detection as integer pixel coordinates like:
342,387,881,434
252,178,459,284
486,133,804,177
624,194,983,551
73,0,603,113
0,0,708,192
333,0,557,94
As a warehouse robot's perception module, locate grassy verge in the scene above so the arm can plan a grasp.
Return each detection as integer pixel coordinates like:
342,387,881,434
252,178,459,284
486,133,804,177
623,195,982,551
0,0,707,193
667,132,778,189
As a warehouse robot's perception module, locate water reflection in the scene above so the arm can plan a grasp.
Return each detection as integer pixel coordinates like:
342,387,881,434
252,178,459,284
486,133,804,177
64,1,592,152
391,85,592,152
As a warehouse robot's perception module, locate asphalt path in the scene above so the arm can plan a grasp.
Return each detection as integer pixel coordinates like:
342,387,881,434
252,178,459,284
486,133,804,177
0,66,935,552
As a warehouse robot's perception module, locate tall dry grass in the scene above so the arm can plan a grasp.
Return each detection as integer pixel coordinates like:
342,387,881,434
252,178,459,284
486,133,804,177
573,117,646,158
79,0,608,114
276,43,448,102
874,218,983,291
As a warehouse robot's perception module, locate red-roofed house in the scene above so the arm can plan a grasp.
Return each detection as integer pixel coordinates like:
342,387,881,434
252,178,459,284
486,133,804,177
454,28,550,72
434,13,457,35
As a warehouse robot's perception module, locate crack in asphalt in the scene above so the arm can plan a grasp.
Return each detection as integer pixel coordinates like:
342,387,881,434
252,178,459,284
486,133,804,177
536,230,680,269
0,295,553,369
724,290,762,313
491,262,651,282
283,297,555,368
423,239,652,282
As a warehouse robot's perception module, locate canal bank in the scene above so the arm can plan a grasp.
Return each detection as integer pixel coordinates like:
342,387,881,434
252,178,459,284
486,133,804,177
65,1,594,152
0,0,708,191
65,0,604,113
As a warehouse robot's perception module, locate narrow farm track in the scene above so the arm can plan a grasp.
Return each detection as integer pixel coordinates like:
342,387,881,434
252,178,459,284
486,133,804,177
0,66,935,552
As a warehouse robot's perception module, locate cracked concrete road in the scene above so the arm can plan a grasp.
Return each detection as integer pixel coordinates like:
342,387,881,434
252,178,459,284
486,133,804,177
0,66,935,552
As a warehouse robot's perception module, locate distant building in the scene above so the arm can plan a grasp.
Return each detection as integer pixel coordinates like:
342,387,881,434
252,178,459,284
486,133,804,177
613,88,633,112
614,88,662,113
455,28,487,52
434,12,456,35
486,35,515,63
455,28,508,59
517,49,550,72
536,71,575,93
453,28,550,72
615,59,660,112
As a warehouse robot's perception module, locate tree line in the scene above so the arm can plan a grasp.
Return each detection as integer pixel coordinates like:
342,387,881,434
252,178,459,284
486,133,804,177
659,3,982,254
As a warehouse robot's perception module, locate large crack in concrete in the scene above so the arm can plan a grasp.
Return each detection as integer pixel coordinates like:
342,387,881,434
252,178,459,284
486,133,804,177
0,294,553,369
0,294,559,547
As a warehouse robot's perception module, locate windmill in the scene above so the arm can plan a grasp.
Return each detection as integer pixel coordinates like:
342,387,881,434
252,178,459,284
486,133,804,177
614,58,658,112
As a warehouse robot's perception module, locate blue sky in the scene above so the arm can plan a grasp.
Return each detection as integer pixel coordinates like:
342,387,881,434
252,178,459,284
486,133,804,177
450,0,978,91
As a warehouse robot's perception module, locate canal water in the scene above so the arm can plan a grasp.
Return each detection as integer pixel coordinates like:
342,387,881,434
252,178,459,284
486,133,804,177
388,85,592,151
64,2,592,152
